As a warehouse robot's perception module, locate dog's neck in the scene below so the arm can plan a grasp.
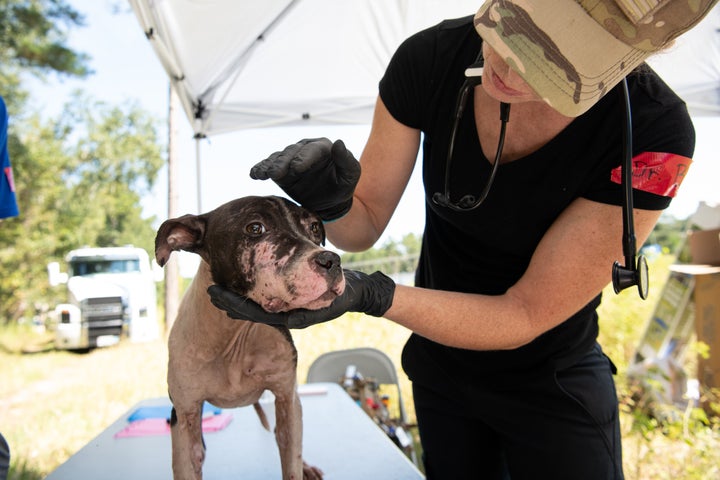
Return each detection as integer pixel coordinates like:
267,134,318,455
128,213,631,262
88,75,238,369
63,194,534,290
191,259,294,344
188,260,251,324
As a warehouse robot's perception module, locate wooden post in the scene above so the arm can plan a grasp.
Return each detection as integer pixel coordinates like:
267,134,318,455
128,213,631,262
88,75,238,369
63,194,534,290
164,83,181,335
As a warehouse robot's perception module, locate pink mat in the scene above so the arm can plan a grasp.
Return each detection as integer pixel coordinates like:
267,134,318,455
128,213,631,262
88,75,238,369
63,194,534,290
114,413,233,438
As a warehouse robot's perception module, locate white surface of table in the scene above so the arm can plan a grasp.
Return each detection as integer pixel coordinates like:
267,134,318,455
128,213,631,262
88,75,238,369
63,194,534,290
46,382,424,479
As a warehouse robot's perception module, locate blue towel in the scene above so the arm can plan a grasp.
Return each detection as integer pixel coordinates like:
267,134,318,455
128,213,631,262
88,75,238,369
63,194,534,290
128,402,222,422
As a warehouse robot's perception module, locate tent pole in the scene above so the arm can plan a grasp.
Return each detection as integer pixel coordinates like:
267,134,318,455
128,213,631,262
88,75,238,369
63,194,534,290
164,83,182,335
195,135,203,213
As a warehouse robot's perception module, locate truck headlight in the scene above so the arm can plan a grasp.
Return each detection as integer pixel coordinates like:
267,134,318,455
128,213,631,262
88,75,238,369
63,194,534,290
55,304,81,324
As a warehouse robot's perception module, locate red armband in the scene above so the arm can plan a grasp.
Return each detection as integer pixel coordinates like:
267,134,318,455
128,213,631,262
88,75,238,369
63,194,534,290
610,152,692,198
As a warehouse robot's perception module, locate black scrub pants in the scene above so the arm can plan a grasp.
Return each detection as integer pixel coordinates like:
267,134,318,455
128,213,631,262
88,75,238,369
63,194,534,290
413,343,623,479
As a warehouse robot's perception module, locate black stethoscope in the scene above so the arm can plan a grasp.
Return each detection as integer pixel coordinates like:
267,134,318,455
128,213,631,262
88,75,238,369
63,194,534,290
432,52,649,299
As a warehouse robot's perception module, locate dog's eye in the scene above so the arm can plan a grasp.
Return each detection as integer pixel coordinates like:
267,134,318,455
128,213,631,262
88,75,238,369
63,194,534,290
245,222,266,236
309,221,326,246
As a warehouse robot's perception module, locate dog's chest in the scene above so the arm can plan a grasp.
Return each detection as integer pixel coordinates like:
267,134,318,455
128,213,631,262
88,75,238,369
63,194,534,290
176,322,297,399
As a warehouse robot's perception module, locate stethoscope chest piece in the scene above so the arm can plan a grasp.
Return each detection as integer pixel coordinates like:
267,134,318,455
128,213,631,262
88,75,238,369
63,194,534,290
612,254,649,300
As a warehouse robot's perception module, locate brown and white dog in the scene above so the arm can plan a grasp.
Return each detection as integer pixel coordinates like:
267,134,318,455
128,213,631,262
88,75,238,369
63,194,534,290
155,196,345,480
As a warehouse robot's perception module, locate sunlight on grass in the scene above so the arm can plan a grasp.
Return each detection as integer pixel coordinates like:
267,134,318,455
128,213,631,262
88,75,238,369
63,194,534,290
1,340,168,478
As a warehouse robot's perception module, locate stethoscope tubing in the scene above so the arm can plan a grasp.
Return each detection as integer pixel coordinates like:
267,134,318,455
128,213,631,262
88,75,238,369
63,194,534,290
432,50,646,298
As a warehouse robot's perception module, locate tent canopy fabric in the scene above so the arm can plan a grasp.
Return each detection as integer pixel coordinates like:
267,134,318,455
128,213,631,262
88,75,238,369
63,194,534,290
128,0,481,137
647,6,720,118
129,1,719,138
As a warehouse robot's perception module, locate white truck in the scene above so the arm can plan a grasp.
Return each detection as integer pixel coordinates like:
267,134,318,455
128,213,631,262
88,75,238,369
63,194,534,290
47,246,160,350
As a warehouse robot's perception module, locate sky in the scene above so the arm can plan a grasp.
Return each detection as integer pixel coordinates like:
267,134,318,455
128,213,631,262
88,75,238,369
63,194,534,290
27,1,720,252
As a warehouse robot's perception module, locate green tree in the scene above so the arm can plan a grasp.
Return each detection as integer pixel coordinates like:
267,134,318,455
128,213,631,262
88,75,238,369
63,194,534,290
57,92,164,250
0,0,90,322
341,233,422,275
645,213,689,255
0,2,165,323
0,0,90,105
1,95,163,323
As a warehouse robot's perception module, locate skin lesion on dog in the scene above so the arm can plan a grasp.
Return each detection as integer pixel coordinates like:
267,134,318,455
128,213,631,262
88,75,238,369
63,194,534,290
154,195,343,480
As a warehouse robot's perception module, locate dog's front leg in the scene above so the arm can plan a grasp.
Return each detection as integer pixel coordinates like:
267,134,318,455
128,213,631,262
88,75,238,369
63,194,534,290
170,405,205,480
274,390,306,480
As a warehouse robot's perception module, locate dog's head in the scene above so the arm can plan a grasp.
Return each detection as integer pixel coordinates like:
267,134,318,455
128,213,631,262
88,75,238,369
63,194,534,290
155,196,345,312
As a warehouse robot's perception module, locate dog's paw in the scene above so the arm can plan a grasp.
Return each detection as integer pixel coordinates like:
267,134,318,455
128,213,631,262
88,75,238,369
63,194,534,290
302,461,324,480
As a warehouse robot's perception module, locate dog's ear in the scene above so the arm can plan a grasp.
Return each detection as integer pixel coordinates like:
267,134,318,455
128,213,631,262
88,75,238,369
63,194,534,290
154,214,207,266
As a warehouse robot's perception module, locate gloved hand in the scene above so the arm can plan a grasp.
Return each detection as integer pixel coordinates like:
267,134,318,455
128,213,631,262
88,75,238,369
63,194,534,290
207,270,395,329
250,138,361,221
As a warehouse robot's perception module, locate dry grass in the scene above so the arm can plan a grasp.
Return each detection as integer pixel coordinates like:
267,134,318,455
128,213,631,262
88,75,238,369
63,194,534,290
1,253,719,478
1,340,169,479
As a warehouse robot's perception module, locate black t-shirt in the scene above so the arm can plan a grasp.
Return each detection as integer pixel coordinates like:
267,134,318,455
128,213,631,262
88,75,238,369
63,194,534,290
378,16,695,388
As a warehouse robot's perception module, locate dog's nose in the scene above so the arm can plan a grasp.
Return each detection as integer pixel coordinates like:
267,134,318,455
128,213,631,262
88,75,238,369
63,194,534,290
314,251,341,272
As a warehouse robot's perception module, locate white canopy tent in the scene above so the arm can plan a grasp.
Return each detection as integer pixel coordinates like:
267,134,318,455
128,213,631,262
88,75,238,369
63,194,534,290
128,1,719,136
647,6,720,117
128,0,719,212
128,0,482,137
128,0,483,222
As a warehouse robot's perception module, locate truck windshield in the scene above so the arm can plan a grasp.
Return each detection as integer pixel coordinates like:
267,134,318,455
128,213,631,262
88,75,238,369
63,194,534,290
70,259,141,276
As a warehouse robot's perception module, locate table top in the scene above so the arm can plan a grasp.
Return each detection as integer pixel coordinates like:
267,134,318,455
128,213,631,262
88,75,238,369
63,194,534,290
46,382,424,479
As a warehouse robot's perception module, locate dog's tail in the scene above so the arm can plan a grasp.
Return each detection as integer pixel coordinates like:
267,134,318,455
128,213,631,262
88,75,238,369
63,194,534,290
253,402,270,431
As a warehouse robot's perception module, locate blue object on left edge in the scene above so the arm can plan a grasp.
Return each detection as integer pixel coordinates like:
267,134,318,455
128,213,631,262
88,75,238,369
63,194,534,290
127,402,222,422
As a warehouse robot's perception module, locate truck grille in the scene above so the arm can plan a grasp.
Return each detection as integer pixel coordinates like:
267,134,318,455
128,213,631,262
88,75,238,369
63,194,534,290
82,296,124,344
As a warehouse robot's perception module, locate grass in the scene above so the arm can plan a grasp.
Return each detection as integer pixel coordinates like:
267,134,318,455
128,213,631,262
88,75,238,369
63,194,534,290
1,338,169,479
1,253,719,479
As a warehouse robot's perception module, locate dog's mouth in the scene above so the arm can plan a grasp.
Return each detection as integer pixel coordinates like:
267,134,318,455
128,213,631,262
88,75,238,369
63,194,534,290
261,280,344,313
317,285,343,303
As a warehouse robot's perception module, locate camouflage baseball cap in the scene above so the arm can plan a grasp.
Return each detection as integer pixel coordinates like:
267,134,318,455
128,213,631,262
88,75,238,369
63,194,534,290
474,0,719,116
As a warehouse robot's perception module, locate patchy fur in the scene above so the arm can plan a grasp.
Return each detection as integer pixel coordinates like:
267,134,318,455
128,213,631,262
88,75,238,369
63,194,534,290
155,196,344,480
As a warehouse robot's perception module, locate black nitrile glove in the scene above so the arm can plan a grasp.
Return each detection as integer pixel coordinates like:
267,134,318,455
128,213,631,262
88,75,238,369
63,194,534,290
207,270,395,329
250,138,360,221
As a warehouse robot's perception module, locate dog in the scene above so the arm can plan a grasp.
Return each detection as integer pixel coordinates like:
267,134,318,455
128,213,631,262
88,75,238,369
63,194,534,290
154,196,346,480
